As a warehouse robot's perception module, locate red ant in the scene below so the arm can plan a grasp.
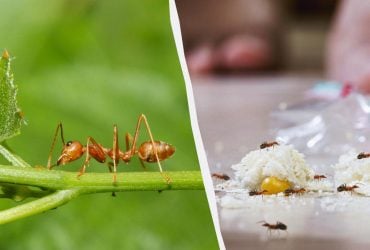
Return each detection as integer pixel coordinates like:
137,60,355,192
357,152,370,159
284,188,306,196
313,174,327,181
47,114,175,184
260,141,279,149
258,221,288,236
337,184,360,193
211,173,230,181
249,189,268,196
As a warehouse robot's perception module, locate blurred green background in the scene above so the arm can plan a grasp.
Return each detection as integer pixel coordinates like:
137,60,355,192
0,0,218,249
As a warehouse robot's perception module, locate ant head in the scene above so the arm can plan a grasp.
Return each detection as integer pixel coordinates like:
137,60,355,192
57,140,84,165
223,174,231,180
337,184,345,192
277,222,287,230
249,190,257,195
260,142,267,149
257,220,267,226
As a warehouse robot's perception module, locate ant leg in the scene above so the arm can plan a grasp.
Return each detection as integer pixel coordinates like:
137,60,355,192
78,156,91,178
130,115,162,171
47,122,66,169
139,159,147,171
111,125,120,183
107,162,113,173
125,132,133,151
130,114,171,184
125,132,146,170
285,230,289,238
77,136,105,178
107,162,117,197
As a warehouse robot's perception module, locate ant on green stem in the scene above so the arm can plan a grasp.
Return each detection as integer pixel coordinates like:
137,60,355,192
46,114,175,184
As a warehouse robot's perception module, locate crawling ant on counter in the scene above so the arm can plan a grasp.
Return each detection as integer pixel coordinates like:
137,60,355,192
249,189,268,196
260,141,279,149
258,221,288,236
284,188,306,196
337,184,360,194
211,173,230,181
47,114,175,184
357,152,370,159
313,174,327,181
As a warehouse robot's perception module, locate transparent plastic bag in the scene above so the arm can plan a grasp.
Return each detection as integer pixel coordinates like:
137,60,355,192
270,88,370,173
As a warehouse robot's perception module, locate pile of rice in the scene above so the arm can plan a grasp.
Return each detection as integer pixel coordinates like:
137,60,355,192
231,144,314,190
333,150,370,196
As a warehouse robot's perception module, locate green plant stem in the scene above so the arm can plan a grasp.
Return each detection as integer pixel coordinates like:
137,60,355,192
0,165,204,224
0,144,31,168
0,183,53,201
0,165,204,193
0,189,80,224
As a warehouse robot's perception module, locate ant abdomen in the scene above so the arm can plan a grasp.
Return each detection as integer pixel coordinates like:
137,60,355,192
138,141,175,162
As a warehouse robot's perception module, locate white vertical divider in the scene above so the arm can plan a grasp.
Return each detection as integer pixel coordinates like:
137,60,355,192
169,1,225,249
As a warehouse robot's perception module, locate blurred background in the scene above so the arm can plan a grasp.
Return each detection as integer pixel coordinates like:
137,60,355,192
176,0,341,171
177,0,337,74
0,1,219,249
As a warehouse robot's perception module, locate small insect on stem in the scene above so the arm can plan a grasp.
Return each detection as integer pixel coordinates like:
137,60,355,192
249,190,268,196
284,188,306,197
337,184,360,194
313,174,327,181
211,173,230,181
46,114,175,185
357,152,370,159
260,141,279,149
258,221,288,237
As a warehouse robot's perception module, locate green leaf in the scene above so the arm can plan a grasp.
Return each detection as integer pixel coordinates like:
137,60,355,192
0,50,23,142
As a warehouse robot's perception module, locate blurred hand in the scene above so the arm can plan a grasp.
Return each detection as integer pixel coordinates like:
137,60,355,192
177,0,281,75
327,0,370,93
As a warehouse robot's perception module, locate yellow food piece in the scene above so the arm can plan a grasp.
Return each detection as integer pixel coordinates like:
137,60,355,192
260,176,291,194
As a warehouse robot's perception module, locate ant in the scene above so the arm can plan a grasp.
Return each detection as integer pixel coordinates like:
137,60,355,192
258,221,288,236
249,189,268,196
313,174,327,181
284,188,306,196
357,152,370,159
337,184,360,193
260,141,279,149
211,173,230,181
47,114,175,184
